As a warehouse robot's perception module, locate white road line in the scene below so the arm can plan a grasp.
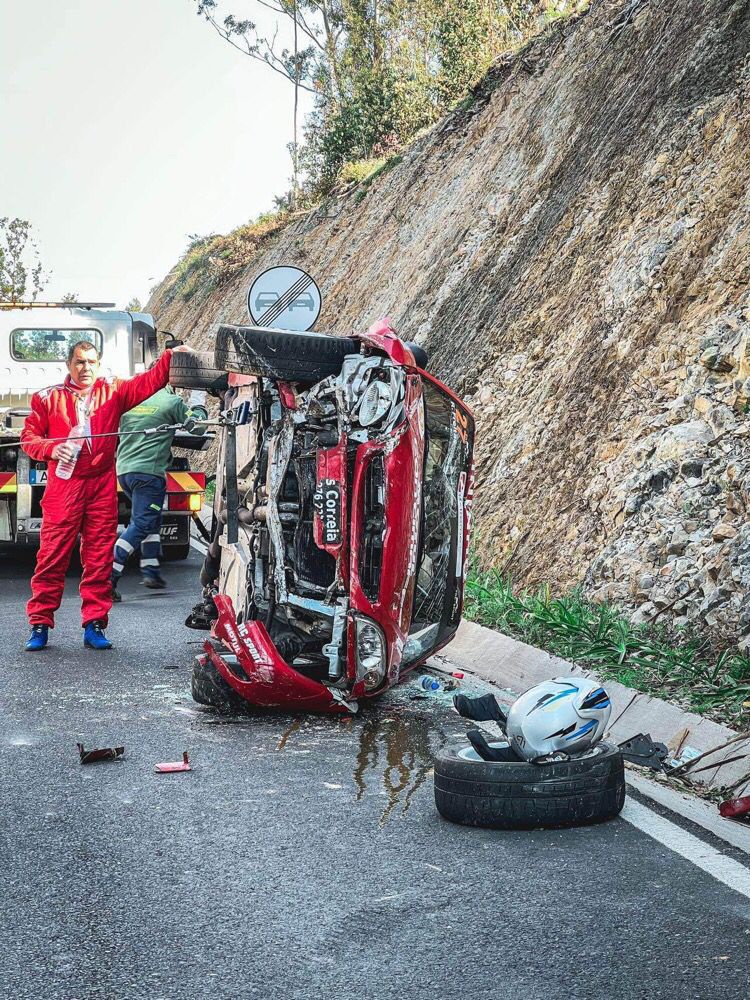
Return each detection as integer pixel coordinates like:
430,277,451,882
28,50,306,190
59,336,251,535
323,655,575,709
621,798,750,899
190,537,207,555
626,770,750,854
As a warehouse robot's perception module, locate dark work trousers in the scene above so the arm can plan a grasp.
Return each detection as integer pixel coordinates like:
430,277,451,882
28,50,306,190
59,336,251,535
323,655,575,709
112,472,166,581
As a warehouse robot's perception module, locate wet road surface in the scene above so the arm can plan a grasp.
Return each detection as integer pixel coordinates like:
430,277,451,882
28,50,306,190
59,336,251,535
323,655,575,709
0,546,748,1000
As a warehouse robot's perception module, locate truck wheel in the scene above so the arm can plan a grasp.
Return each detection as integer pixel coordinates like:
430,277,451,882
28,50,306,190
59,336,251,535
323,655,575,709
192,655,249,712
162,542,191,561
169,349,229,394
215,324,358,384
434,741,625,830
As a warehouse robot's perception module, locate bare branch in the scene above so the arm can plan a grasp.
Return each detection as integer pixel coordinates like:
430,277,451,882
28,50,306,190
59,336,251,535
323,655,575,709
202,10,316,91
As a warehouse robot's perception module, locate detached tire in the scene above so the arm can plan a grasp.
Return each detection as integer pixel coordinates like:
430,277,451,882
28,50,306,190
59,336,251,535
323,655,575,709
170,350,229,394
191,655,249,712
215,323,358,384
434,741,625,830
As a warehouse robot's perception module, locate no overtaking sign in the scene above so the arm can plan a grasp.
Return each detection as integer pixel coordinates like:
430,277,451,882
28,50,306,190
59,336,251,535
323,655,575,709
247,266,322,332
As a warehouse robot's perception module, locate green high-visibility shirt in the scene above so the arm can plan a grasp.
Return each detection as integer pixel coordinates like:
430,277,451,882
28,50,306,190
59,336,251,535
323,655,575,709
116,387,201,479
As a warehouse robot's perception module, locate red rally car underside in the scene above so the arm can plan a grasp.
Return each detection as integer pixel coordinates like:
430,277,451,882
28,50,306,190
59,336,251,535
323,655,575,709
193,320,475,713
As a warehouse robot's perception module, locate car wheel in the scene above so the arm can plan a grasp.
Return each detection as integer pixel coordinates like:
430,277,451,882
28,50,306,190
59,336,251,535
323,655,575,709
191,654,249,711
434,741,625,830
215,324,358,384
169,349,229,394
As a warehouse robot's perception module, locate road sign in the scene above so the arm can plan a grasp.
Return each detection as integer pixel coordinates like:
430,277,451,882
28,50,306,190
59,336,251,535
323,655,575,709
247,266,322,331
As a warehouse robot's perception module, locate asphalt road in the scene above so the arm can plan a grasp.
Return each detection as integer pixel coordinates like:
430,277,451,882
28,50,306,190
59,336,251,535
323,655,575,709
1,545,748,1000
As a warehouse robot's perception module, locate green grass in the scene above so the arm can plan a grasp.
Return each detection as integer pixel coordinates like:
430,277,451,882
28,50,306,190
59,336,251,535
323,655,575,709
338,153,404,193
339,157,388,185
164,212,289,303
465,569,750,730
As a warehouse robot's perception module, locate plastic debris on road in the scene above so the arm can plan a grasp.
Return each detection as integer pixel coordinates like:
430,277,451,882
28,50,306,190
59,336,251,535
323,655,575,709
154,751,192,773
618,733,669,771
77,743,124,765
411,674,460,699
719,795,750,820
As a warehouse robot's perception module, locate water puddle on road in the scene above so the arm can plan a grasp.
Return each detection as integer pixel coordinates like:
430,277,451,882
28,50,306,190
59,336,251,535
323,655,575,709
190,676,485,825
280,681,470,826
352,709,442,826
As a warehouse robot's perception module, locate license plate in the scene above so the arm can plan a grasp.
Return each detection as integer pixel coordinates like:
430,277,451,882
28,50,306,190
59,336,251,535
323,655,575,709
313,479,342,545
29,468,48,485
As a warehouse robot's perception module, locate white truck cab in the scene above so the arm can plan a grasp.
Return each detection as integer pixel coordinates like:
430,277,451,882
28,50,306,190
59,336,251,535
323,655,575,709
0,302,206,554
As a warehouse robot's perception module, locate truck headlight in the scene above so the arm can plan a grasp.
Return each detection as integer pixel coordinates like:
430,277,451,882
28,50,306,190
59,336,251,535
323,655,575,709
354,617,387,690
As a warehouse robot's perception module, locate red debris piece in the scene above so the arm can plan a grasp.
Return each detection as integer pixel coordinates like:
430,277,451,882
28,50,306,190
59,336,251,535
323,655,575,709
719,795,750,819
451,671,465,679
77,743,124,765
154,751,192,773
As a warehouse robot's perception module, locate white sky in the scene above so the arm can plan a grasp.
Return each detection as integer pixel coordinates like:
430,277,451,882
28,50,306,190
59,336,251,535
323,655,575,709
0,0,312,308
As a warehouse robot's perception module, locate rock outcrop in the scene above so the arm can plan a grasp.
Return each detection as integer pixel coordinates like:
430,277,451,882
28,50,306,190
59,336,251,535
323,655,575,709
150,0,750,644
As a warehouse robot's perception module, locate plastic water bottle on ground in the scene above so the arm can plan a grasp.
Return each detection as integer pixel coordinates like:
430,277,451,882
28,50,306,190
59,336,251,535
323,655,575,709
54,425,84,480
418,675,442,693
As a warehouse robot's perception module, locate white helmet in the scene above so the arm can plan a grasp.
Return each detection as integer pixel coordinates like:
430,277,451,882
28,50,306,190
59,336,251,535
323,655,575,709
506,677,611,761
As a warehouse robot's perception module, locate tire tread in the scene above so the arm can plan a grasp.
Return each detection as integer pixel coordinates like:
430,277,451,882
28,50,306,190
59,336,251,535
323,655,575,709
433,741,626,829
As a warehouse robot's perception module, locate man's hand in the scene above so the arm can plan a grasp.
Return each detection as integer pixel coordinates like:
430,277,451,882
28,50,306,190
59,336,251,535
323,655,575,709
172,345,191,354
52,442,77,462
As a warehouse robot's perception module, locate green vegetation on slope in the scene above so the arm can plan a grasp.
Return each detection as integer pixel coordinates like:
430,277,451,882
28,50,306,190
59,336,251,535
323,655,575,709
465,569,750,729
164,212,288,303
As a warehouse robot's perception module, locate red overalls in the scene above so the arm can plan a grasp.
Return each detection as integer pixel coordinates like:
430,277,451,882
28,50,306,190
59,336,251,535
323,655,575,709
20,351,173,628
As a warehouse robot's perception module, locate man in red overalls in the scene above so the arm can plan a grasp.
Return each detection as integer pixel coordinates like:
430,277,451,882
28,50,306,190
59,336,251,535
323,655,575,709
20,339,189,651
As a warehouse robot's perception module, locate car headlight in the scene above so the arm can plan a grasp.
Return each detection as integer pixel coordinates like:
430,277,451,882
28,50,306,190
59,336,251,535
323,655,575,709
357,380,393,426
354,617,387,690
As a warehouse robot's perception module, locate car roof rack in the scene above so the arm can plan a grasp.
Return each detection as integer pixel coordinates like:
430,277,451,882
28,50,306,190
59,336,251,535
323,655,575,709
0,301,116,310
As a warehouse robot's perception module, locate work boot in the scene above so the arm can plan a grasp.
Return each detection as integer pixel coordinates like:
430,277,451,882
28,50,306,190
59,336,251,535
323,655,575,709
143,573,167,590
25,624,49,652
111,585,122,603
83,620,113,650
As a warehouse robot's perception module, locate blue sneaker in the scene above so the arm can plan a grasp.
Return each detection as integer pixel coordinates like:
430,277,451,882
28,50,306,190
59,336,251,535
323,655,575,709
25,624,49,652
84,621,113,650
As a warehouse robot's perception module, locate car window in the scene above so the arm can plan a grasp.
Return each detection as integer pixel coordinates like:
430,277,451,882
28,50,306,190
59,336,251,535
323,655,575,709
403,380,468,666
10,328,103,362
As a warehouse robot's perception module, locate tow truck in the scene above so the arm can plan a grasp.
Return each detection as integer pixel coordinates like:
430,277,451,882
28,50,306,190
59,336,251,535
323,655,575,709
0,302,208,557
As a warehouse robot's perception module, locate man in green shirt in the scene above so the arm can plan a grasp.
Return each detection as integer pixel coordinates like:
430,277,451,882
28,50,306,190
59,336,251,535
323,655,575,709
112,386,206,600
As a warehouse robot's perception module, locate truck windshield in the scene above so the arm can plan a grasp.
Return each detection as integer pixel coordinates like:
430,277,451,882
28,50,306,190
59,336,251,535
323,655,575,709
403,379,470,666
11,328,103,362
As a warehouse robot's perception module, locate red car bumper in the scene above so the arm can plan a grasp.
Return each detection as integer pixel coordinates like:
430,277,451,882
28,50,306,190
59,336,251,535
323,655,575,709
203,594,354,713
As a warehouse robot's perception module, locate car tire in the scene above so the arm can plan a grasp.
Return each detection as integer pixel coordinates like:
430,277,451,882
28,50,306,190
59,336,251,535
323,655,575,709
434,741,625,830
191,654,249,711
215,324,358,384
169,349,229,394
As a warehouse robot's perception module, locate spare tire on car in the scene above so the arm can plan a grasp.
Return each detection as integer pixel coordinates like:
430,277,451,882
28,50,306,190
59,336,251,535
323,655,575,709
169,350,229,395
434,740,625,830
215,324,358,385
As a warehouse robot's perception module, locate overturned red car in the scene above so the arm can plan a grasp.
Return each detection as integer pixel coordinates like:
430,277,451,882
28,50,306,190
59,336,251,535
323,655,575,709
188,319,474,713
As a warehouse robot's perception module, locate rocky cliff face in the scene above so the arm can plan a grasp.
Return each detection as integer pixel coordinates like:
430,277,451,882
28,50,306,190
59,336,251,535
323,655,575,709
149,0,750,644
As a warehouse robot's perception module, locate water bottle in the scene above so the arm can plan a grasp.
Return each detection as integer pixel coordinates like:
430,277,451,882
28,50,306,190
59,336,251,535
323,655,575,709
54,425,84,480
418,675,442,693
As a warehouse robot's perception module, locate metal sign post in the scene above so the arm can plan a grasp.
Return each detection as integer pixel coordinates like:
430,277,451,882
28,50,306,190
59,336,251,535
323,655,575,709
247,266,322,331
